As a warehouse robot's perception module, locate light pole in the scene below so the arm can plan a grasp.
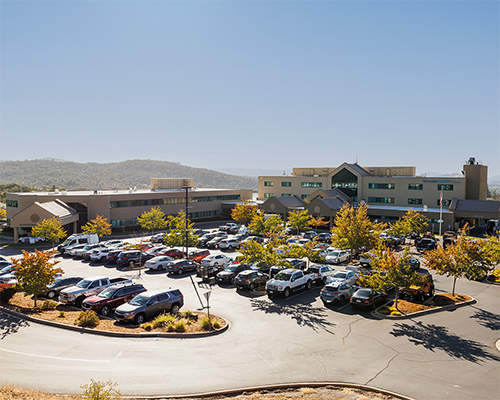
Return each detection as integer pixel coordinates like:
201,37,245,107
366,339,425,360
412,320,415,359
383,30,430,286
182,185,191,257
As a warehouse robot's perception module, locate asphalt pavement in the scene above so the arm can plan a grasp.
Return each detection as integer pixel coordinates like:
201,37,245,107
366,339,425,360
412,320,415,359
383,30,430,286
0,234,499,400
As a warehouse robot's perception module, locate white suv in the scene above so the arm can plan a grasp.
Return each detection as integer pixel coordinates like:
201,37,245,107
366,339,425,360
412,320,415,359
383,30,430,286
90,248,113,262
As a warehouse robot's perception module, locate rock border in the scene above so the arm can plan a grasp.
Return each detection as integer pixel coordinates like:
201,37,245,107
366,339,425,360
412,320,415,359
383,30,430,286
371,296,477,319
0,304,231,338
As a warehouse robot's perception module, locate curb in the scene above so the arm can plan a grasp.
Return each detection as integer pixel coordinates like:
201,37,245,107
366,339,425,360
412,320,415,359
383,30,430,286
121,382,416,400
371,297,477,319
0,304,231,338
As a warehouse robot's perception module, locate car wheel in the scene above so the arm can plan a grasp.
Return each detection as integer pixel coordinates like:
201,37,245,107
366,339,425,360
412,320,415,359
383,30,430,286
47,290,56,299
306,280,312,290
177,268,183,275
159,264,164,271
429,285,435,297
418,292,425,303
135,313,145,325
322,277,327,285
171,303,180,314
75,297,84,308
101,305,111,317
284,287,291,298
249,283,255,291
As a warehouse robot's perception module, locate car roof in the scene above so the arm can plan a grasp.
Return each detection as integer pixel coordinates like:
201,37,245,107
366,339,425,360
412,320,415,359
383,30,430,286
82,276,107,281
139,287,178,297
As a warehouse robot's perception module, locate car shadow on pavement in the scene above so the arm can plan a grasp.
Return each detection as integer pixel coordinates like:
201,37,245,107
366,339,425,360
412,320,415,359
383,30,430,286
0,313,30,339
250,294,337,334
469,306,500,331
390,320,500,363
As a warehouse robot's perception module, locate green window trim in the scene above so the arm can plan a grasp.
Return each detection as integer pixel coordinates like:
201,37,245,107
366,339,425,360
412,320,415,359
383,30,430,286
408,184,423,190
264,193,274,198
437,184,454,191
6,200,18,208
368,183,395,190
281,182,291,187
301,182,322,188
264,181,274,187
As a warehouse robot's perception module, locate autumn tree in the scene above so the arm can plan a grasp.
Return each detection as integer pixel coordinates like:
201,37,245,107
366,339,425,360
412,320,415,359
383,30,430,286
249,213,283,237
162,212,198,251
308,217,329,232
238,238,285,273
11,249,63,307
31,217,67,250
287,210,311,235
137,207,167,236
357,246,425,309
330,203,386,258
82,215,111,237
231,199,258,226
424,229,500,295
0,208,6,219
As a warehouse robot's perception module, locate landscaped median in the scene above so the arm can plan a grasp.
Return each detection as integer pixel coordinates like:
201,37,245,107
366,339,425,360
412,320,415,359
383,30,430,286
373,293,476,319
0,291,229,338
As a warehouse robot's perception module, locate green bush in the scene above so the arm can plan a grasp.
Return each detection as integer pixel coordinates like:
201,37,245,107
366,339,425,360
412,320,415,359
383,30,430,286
58,311,66,318
213,320,221,329
179,310,198,321
173,320,186,332
152,313,176,329
201,316,212,331
41,300,58,311
143,323,153,331
80,379,121,400
75,310,100,328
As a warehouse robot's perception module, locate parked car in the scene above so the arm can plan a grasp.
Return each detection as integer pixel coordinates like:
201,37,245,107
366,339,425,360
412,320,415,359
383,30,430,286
200,254,233,267
59,276,132,307
106,249,126,264
265,269,314,298
161,248,185,259
198,232,227,247
306,264,337,284
67,244,88,257
316,232,332,243
218,238,241,251
240,236,264,245
151,233,165,244
79,243,106,259
186,249,210,263
114,288,184,324
167,259,200,275
206,236,226,249
360,252,378,267
416,238,437,252
350,288,388,309
408,257,421,271
216,264,251,284
400,272,435,302
41,276,83,299
284,227,299,236
82,283,147,316
326,269,358,285
303,231,318,240
321,282,357,305
90,248,114,262
144,256,175,271
116,250,152,267
0,265,14,276
219,223,239,232
58,233,99,254
323,248,350,265
234,270,268,291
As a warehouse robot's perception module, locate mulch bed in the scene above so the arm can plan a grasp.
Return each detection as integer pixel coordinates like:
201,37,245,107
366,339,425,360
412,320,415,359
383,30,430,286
1,292,226,334
378,293,472,315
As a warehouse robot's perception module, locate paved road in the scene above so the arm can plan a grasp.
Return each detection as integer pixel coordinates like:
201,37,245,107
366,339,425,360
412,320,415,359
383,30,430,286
0,239,499,400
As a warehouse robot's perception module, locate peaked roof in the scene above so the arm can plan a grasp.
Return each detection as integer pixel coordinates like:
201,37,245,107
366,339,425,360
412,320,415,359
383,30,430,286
274,195,307,208
313,196,348,210
36,199,77,217
345,163,372,177
449,199,500,213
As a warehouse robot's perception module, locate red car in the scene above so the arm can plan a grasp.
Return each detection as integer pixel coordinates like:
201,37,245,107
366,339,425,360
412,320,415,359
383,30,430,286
82,283,146,316
159,248,185,259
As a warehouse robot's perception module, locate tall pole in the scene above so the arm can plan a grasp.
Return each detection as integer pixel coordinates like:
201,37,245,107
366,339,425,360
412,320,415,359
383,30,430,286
183,185,191,258
439,189,443,236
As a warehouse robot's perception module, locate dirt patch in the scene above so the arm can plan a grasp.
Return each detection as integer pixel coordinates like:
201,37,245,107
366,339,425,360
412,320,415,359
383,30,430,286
2,292,226,334
378,293,472,316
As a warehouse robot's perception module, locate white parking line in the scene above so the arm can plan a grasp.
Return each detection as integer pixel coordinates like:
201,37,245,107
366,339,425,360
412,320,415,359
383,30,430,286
338,303,351,311
0,347,110,363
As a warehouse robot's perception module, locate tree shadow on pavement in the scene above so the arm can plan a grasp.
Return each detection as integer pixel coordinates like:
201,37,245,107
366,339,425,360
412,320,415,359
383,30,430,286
0,313,29,339
469,307,500,331
390,321,500,363
250,297,337,334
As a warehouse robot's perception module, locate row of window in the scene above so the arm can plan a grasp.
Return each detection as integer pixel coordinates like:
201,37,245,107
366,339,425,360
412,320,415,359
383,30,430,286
369,183,454,191
111,218,139,227
190,210,219,219
369,197,451,206
110,195,241,208
264,181,322,188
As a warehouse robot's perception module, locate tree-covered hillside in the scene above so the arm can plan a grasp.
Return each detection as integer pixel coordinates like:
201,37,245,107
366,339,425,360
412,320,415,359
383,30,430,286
0,159,257,191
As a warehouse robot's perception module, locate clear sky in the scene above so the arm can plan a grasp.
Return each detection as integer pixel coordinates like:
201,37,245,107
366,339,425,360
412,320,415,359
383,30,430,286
1,1,499,177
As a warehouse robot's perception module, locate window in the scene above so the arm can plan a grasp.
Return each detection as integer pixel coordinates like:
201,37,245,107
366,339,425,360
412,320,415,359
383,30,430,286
301,182,322,188
408,184,423,190
368,183,395,190
264,193,274,198
331,168,358,201
6,200,18,207
368,197,395,204
190,210,219,219
408,198,423,205
281,182,291,187
438,199,451,206
301,194,309,199
109,194,240,208
282,193,291,197
111,218,139,227
438,184,454,191
264,181,274,187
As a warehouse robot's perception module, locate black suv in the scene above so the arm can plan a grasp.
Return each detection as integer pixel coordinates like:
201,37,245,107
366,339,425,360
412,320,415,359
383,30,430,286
116,250,153,266
234,270,268,291
42,276,83,299
216,264,251,284
416,238,437,252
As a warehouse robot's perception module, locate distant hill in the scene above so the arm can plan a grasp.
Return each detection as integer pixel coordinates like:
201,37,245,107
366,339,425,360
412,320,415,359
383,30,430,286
0,159,257,191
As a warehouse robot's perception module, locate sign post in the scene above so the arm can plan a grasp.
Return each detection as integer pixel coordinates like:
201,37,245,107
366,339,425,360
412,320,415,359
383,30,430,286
204,291,212,329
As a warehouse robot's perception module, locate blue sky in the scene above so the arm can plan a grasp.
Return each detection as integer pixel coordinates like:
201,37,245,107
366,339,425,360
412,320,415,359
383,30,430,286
1,1,498,177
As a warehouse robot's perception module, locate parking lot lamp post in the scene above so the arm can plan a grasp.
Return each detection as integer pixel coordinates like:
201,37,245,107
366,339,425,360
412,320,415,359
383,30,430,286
182,185,191,257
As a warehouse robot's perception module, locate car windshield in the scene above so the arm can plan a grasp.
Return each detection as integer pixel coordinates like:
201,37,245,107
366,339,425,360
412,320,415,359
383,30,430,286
333,272,347,279
46,278,63,288
0,266,13,274
76,279,92,288
97,287,116,298
274,272,292,281
355,289,372,298
308,267,319,273
328,251,341,257
225,266,238,272
129,295,149,306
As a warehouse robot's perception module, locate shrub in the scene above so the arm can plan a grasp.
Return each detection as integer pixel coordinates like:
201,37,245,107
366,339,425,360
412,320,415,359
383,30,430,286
143,323,153,331
377,306,391,315
41,300,57,311
173,320,186,332
179,310,198,321
75,310,100,328
201,316,212,331
213,320,221,329
0,285,16,304
58,311,66,318
81,379,121,400
152,313,176,329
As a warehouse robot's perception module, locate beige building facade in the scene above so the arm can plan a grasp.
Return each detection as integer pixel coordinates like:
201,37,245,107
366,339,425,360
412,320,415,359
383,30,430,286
6,178,253,243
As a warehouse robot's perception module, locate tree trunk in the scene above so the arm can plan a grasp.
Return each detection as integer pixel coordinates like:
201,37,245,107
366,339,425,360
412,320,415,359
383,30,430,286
394,288,399,310
452,277,457,296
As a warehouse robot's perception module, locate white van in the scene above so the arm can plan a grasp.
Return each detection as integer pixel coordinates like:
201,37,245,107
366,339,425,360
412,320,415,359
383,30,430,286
58,233,99,254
